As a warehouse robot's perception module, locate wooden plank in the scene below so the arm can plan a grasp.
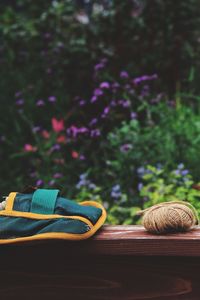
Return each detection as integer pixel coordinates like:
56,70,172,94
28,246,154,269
0,255,199,299
1,225,200,256
83,225,200,256
0,226,200,299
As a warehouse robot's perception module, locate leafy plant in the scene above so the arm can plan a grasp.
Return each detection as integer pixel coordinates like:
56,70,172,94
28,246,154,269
139,164,200,214
1,0,200,225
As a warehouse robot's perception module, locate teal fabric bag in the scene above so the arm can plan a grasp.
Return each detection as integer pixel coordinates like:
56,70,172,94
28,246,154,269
0,189,106,244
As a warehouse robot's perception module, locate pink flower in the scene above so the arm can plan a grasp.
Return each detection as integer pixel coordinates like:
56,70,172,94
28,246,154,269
57,135,66,143
24,144,37,152
72,151,79,159
51,118,65,133
41,130,50,139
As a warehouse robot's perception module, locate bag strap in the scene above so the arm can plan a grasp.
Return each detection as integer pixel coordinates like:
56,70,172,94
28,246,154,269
31,189,59,214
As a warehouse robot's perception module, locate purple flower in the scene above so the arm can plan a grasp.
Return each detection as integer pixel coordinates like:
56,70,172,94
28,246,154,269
111,191,122,199
130,112,137,119
104,107,110,114
76,173,90,189
138,183,143,191
150,93,163,104
50,144,61,152
150,74,158,80
118,99,130,108
79,100,86,106
88,183,97,190
78,127,88,133
53,173,63,179
110,100,117,107
111,185,122,199
120,71,129,79
32,126,41,133
101,58,108,64
123,101,130,108
36,99,45,106
111,82,120,93
76,176,97,190
174,169,181,176
125,84,131,90
112,82,120,89
48,96,56,103
143,196,149,202
49,180,55,186
29,171,37,178
178,163,184,170
36,179,44,187
67,126,88,138
94,58,107,72
101,107,110,118
120,144,132,153
133,76,147,85
94,88,103,97
137,167,145,176
100,82,110,89
90,129,101,137
133,74,158,85
79,154,86,160
15,91,22,98
16,99,24,106
89,118,98,126
67,126,79,138
112,184,120,192
80,173,87,180
94,63,104,72
182,170,189,176
141,85,150,97
91,96,97,103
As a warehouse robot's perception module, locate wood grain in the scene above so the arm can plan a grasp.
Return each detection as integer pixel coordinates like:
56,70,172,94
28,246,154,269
84,225,200,256
0,255,199,299
0,225,200,299
6,225,200,256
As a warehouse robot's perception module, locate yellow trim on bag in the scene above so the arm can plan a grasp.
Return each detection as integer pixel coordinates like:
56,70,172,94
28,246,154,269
5,192,16,211
0,192,106,244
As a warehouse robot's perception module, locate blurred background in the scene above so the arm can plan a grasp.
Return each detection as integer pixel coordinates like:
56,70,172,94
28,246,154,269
1,0,200,224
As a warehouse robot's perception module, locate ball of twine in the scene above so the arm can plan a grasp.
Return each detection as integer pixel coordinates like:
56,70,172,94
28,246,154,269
138,201,199,234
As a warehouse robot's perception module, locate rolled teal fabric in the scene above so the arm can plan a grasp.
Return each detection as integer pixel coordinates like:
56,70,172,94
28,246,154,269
0,189,106,243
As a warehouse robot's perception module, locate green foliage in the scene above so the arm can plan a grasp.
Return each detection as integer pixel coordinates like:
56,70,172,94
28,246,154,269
106,205,141,225
107,103,200,184
139,164,200,215
1,1,200,224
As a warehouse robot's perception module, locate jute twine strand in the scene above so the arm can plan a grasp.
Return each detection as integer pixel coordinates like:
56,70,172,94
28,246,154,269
138,201,199,234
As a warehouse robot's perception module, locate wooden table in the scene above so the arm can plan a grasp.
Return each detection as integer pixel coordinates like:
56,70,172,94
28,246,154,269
1,225,200,299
